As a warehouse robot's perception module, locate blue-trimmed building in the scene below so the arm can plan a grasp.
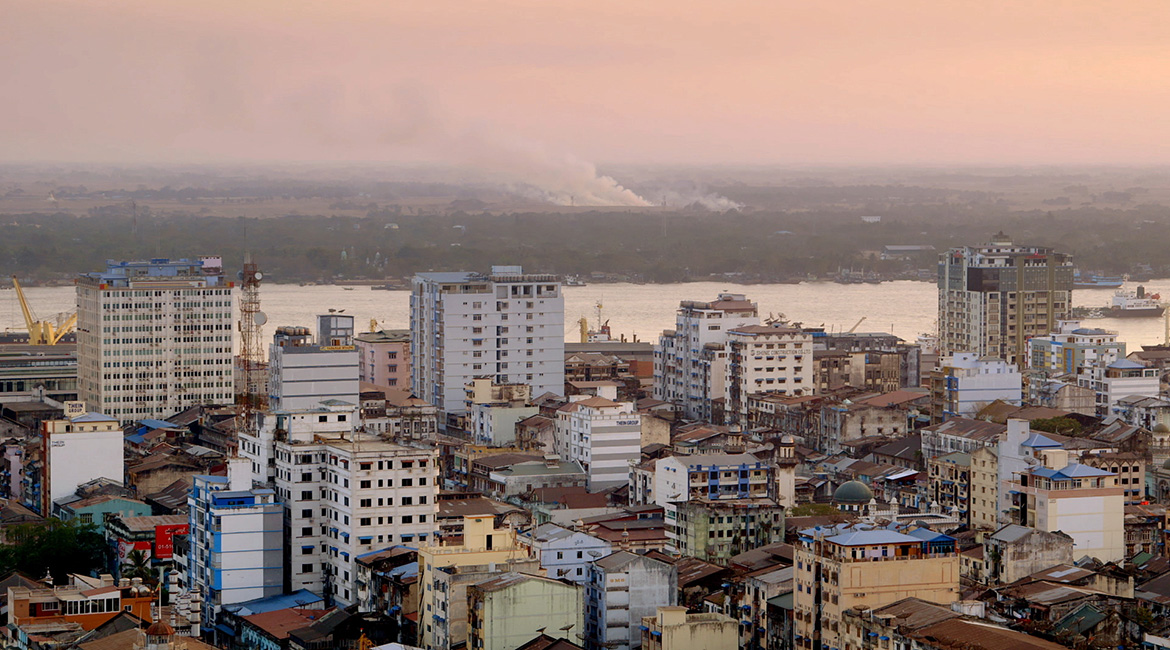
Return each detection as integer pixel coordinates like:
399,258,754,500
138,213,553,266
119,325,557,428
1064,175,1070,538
188,463,283,644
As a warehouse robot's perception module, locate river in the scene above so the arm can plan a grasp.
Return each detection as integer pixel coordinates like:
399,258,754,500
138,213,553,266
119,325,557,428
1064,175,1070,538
4,280,1169,351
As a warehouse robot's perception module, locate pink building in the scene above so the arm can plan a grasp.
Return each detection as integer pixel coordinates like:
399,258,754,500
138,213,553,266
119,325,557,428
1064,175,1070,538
355,329,411,390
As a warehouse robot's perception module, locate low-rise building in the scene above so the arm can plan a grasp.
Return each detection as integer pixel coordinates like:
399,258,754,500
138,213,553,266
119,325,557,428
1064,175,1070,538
584,551,677,650
929,353,1022,423
639,606,737,650
1009,463,1124,563
518,522,613,583
355,328,411,391
671,498,785,566
417,515,526,650
985,524,1074,584
927,452,971,524
468,572,584,650
793,525,960,650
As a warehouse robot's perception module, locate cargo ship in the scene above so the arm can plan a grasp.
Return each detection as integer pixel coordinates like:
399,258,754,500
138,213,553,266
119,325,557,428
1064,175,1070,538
1073,272,1124,289
1106,286,1164,318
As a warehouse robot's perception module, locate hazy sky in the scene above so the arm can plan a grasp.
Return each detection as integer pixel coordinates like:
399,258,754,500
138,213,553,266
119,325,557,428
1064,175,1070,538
4,1,1170,165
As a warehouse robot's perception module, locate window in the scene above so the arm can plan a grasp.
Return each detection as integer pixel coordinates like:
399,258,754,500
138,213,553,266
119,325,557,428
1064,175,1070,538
360,499,372,508
360,517,372,526
300,490,313,501
302,563,313,574
319,415,328,423
80,513,93,524
402,496,413,505
360,480,371,489
301,526,313,537
402,515,413,524
402,478,413,487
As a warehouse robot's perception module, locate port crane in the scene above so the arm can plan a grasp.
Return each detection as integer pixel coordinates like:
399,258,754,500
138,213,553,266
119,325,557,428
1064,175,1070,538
11,275,76,345
847,316,867,333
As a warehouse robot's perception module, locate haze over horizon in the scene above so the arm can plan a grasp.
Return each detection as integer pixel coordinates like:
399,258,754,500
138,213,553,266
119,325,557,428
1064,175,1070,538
5,1,1170,167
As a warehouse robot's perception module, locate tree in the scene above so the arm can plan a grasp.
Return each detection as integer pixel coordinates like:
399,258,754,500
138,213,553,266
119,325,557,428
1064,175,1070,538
1030,417,1083,437
790,503,843,517
121,549,154,584
0,518,107,584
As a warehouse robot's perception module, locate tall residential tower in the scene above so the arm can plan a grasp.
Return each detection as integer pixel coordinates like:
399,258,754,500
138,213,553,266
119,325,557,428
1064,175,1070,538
76,257,234,423
938,233,1073,366
410,266,564,421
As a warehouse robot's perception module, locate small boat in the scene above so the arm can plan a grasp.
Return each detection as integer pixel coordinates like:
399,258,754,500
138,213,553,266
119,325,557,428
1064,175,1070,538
564,276,587,287
1106,286,1165,318
343,287,355,291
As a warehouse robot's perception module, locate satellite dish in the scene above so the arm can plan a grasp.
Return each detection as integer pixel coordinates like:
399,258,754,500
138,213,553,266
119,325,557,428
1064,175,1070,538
254,271,263,281
254,312,268,326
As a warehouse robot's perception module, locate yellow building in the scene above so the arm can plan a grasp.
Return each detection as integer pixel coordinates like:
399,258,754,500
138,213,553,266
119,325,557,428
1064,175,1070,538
640,606,737,650
417,514,529,650
468,572,584,650
1010,462,1125,563
969,445,999,530
793,525,960,650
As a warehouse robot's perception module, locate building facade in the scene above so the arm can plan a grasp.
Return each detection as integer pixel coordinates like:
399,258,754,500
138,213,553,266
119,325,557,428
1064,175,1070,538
39,408,123,515
76,257,234,423
268,316,360,412
188,466,283,625
411,266,564,420
929,352,1022,422
355,328,411,390
654,293,759,421
794,526,959,650
937,233,1073,366
560,396,642,491
585,552,678,650
725,325,816,424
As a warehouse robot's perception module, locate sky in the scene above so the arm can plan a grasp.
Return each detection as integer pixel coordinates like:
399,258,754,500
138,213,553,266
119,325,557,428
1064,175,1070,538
4,1,1170,166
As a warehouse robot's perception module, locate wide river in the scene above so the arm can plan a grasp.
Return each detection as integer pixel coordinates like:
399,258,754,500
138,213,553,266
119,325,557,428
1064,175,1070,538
4,281,1170,351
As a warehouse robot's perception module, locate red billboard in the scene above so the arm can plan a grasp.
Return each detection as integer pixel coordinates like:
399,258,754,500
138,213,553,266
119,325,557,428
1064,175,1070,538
154,523,190,560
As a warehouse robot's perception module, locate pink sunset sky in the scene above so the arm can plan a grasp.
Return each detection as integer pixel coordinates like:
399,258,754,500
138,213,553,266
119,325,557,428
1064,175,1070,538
3,1,1169,165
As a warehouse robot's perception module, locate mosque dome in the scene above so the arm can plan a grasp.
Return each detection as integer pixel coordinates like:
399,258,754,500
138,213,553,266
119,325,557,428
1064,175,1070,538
833,480,874,505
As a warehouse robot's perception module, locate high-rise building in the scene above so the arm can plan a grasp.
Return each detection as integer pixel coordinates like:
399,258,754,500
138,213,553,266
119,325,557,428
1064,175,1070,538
355,328,411,390
725,324,815,423
188,460,283,626
654,293,759,420
937,232,1073,366
267,315,359,412
239,400,439,604
410,266,564,422
76,257,234,423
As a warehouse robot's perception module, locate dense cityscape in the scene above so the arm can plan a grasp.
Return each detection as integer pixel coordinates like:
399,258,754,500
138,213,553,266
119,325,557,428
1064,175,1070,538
1,231,1169,650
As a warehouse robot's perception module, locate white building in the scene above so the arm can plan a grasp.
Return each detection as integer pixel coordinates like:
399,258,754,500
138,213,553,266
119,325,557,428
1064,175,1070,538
724,324,815,424
654,293,759,421
1077,359,1161,417
518,522,613,583
411,267,564,422
188,460,283,626
558,396,642,490
76,257,234,423
1011,462,1125,563
1028,320,1124,375
268,315,360,412
240,401,439,604
40,407,123,515
934,352,1022,420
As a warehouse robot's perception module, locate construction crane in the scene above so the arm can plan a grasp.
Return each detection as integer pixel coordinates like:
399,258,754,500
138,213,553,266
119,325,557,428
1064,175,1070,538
847,316,867,333
11,275,76,345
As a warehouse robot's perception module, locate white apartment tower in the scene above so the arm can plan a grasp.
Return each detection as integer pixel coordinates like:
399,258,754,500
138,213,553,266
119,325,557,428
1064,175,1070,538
725,324,815,424
241,402,439,605
411,266,564,420
938,232,1074,366
654,293,759,420
76,257,234,423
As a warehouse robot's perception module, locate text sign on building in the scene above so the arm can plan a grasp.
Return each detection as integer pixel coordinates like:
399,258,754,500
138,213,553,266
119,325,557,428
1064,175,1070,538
154,523,191,559
64,401,86,418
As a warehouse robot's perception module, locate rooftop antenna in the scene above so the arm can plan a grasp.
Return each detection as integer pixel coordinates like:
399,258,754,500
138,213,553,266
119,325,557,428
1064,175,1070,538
237,249,266,456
